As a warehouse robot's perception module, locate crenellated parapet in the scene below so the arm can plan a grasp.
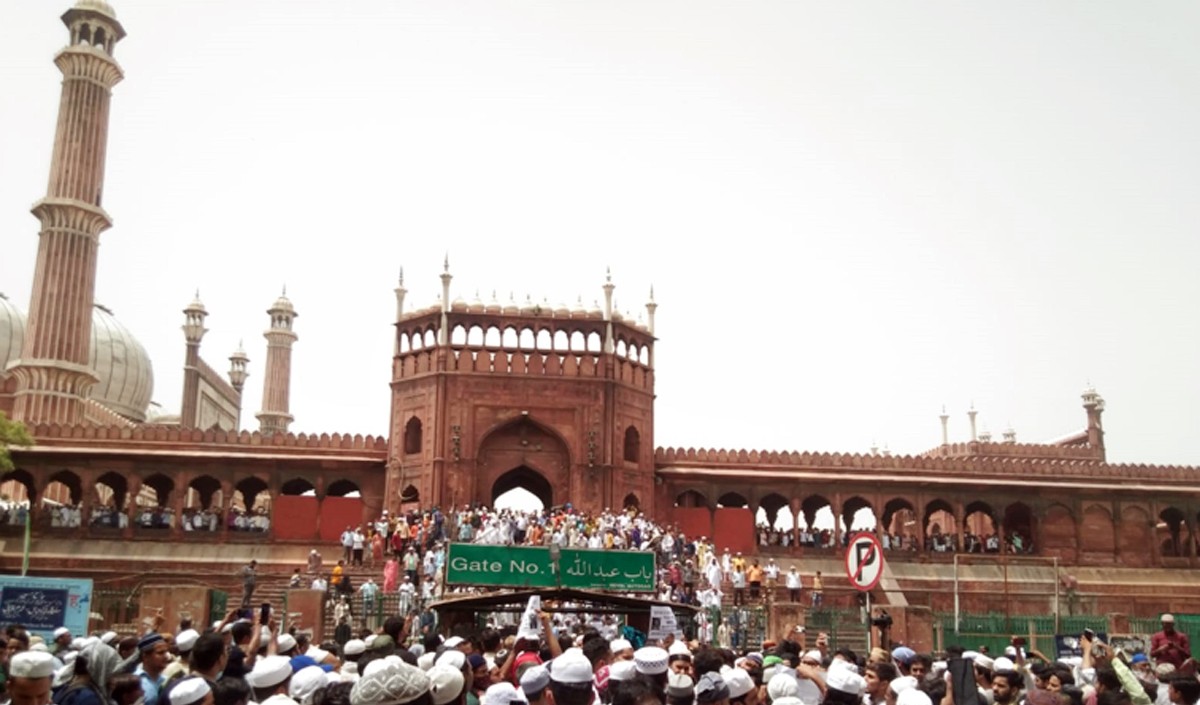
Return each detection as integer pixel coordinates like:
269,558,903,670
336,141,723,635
653,445,1200,482
921,439,1103,461
25,423,388,456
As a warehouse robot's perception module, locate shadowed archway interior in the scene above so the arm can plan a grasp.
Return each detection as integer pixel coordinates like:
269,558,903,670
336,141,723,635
492,465,553,509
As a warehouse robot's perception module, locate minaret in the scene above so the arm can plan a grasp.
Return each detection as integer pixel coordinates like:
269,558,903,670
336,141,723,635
967,404,978,442
256,290,297,434
644,286,657,367
228,342,249,429
179,292,208,428
438,257,451,346
1081,386,1106,461
7,1,126,425
939,405,950,445
393,268,407,355
602,268,615,353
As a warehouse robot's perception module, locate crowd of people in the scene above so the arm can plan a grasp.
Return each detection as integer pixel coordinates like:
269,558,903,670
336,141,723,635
755,525,1034,556
1,600,1195,705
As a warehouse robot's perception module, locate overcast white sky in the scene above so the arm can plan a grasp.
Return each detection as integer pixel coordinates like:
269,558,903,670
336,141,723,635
2,1,1198,466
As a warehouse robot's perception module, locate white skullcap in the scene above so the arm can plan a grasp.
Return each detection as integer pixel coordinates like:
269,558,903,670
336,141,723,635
417,653,436,672
170,678,213,705
53,627,70,639
427,664,466,705
897,689,933,705
247,655,294,690
634,646,669,675
668,641,691,657
345,640,367,657
70,638,87,651
519,665,550,697
993,657,1015,672
723,668,755,699
825,661,866,695
608,660,638,682
482,682,528,705
549,650,594,684
803,650,823,663
100,631,118,645
442,636,464,649
290,666,329,705
889,676,918,696
176,629,201,653
974,655,995,672
768,673,801,700
350,660,431,705
307,647,332,665
278,634,298,653
435,650,465,670
610,639,633,653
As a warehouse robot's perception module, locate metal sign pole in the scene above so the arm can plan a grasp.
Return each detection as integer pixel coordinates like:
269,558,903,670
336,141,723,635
865,590,872,651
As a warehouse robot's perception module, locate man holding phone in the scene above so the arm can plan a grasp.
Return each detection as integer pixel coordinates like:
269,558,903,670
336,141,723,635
1152,614,1191,669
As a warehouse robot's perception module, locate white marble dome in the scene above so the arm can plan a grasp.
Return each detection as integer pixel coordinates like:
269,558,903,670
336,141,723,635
0,294,26,375
89,304,154,422
73,0,117,17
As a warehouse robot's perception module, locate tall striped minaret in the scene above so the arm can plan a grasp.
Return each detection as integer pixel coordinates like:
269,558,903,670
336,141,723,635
256,291,297,434
8,1,126,425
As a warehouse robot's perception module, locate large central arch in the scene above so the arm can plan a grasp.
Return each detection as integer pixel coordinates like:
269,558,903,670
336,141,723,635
474,415,570,509
492,466,553,509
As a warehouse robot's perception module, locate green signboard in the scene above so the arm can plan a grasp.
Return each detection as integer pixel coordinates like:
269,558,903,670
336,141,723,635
446,544,655,592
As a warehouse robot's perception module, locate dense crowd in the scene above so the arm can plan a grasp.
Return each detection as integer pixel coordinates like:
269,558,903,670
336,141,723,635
1,600,1195,705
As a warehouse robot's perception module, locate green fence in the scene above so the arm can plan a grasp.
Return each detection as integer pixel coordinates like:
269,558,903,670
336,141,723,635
939,613,1197,658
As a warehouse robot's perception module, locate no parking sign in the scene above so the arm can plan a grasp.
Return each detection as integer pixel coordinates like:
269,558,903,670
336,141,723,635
845,533,884,592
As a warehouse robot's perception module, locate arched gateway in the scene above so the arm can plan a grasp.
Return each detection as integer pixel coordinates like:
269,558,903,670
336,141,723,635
477,416,569,509
492,466,553,509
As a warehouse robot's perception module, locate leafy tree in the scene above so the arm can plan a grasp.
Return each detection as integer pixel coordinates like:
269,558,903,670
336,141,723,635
0,411,33,472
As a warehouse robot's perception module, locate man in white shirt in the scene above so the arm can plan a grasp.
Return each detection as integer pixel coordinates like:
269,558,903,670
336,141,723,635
786,566,803,603
765,559,781,602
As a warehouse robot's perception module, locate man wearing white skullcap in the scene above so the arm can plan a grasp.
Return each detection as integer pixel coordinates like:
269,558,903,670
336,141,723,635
519,665,550,705
51,628,72,656
349,659,431,705
246,655,295,704
548,650,595,705
290,666,330,705
722,668,755,704
9,651,56,705
610,640,634,662
482,682,528,705
169,677,214,705
427,664,466,705
164,630,202,682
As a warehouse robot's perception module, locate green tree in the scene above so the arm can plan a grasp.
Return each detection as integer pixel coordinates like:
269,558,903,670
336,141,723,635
0,411,33,472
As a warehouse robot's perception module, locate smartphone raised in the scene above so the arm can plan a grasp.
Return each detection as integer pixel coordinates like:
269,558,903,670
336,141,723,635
260,602,272,624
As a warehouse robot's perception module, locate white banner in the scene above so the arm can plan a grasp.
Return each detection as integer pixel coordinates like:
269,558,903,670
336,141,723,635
648,605,681,641
518,595,543,641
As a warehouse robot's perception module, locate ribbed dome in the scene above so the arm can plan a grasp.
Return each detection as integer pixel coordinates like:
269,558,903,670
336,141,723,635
0,294,26,375
75,0,117,17
89,304,153,423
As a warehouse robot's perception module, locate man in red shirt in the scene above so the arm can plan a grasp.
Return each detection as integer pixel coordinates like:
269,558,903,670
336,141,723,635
1151,613,1191,669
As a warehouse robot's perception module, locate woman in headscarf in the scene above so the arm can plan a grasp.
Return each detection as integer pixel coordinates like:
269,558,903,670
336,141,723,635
54,641,121,705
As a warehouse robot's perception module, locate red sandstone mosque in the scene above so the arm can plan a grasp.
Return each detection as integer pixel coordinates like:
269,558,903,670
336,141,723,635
3,1,1200,634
